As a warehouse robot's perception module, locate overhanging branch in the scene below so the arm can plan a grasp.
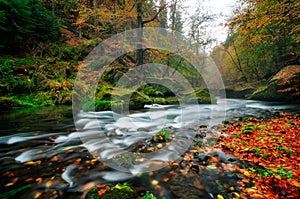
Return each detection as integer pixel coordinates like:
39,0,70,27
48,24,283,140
142,4,167,25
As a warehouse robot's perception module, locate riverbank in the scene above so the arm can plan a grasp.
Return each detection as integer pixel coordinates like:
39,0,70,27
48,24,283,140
0,54,214,111
85,112,300,199
216,113,300,198
224,65,300,103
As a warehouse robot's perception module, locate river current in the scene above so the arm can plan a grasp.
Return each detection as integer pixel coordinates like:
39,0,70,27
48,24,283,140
0,98,299,198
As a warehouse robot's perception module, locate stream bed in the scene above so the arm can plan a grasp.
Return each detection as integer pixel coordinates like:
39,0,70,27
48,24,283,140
0,98,299,199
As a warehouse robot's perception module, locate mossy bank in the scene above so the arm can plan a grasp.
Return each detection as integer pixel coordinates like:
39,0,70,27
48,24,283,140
0,57,215,111
247,65,300,103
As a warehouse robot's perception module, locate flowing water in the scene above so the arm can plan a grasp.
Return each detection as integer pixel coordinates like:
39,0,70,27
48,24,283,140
0,99,299,199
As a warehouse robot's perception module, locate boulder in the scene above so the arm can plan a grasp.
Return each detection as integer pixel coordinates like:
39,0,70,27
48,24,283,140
0,97,20,110
225,86,255,99
32,72,50,90
248,65,300,102
0,97,32,110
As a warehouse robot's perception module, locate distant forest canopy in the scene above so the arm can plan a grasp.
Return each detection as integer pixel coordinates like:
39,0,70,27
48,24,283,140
212,0,300,85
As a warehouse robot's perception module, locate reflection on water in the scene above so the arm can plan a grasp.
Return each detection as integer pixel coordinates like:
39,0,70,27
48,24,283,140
0,99,299,198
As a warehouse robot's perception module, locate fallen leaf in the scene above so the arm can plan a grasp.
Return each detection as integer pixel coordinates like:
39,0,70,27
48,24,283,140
5,182,14,187
194,179,204,189
33,192,42,199
35,178,43,184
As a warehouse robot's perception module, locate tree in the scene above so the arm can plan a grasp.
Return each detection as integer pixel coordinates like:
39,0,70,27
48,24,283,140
225,0,300,82
135,0,167,66
187,0,215,55
169,0,183,33
223,34,249,82
40,0,77,30
158,0,168,28
0,0,60,53
71,0,138,39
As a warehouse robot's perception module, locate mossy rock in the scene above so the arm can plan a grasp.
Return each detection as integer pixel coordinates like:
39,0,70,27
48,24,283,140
183,88,215,104
142,84,174,97
225,86,255,99
248,65,300,102
60,92,72,105
32,72,50,91
96,83,114,100
0,97,32,110
85,185,135,199
93,85,214,111
153,129,171,142
129,91,152,110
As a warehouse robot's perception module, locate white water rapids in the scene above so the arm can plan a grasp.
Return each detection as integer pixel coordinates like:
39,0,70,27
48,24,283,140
0,98,299,188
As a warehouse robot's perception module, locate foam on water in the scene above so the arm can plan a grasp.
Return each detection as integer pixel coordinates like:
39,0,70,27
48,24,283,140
61,164,78,187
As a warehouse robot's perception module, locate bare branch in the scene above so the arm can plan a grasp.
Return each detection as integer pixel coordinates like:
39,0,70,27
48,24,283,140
143,4,167,25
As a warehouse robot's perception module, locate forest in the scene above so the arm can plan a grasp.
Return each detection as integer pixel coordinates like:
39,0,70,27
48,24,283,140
0,0,299,109
0,0,299,199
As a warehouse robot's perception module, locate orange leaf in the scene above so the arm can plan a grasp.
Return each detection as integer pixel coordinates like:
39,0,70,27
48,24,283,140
194,179,204,189
33,192,42,199
98,189,106,196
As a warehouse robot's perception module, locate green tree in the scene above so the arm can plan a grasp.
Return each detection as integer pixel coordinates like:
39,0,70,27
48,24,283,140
0,0,60,53
158,0,168,28
224,0,300,82
169,0,183,33
135,0,166,66
41,0,77,30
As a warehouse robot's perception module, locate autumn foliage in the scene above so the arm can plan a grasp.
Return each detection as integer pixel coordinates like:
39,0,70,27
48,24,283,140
217,113,300,198
212,0,300,84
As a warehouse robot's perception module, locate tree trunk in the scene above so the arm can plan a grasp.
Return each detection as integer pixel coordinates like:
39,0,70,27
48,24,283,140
232,42,248,82
171,0,177,33
93,0,98,36
136,0,143,66
135,0,166,66
78,27,82,39
114,0,117,33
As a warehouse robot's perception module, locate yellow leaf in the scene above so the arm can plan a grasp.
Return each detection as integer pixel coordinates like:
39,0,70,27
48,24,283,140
151,180,159,186
24,161,37,165
34,192,42,199
252,193,265,198
217,194,224,199
46,181,52,188
289,179,300,188
5,182,14,187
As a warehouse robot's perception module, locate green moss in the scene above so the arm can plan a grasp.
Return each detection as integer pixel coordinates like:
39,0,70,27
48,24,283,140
247,82,285,101
248,66,300,102
241,124,255,134
0,97,33,110
85,183,135,199
141,191,157,199
183,88,214,104
85,186,101,199
98,189,135,199
129,91,152,109
153,129,171,142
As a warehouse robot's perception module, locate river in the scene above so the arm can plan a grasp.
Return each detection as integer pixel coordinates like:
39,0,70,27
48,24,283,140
0,98,299,198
